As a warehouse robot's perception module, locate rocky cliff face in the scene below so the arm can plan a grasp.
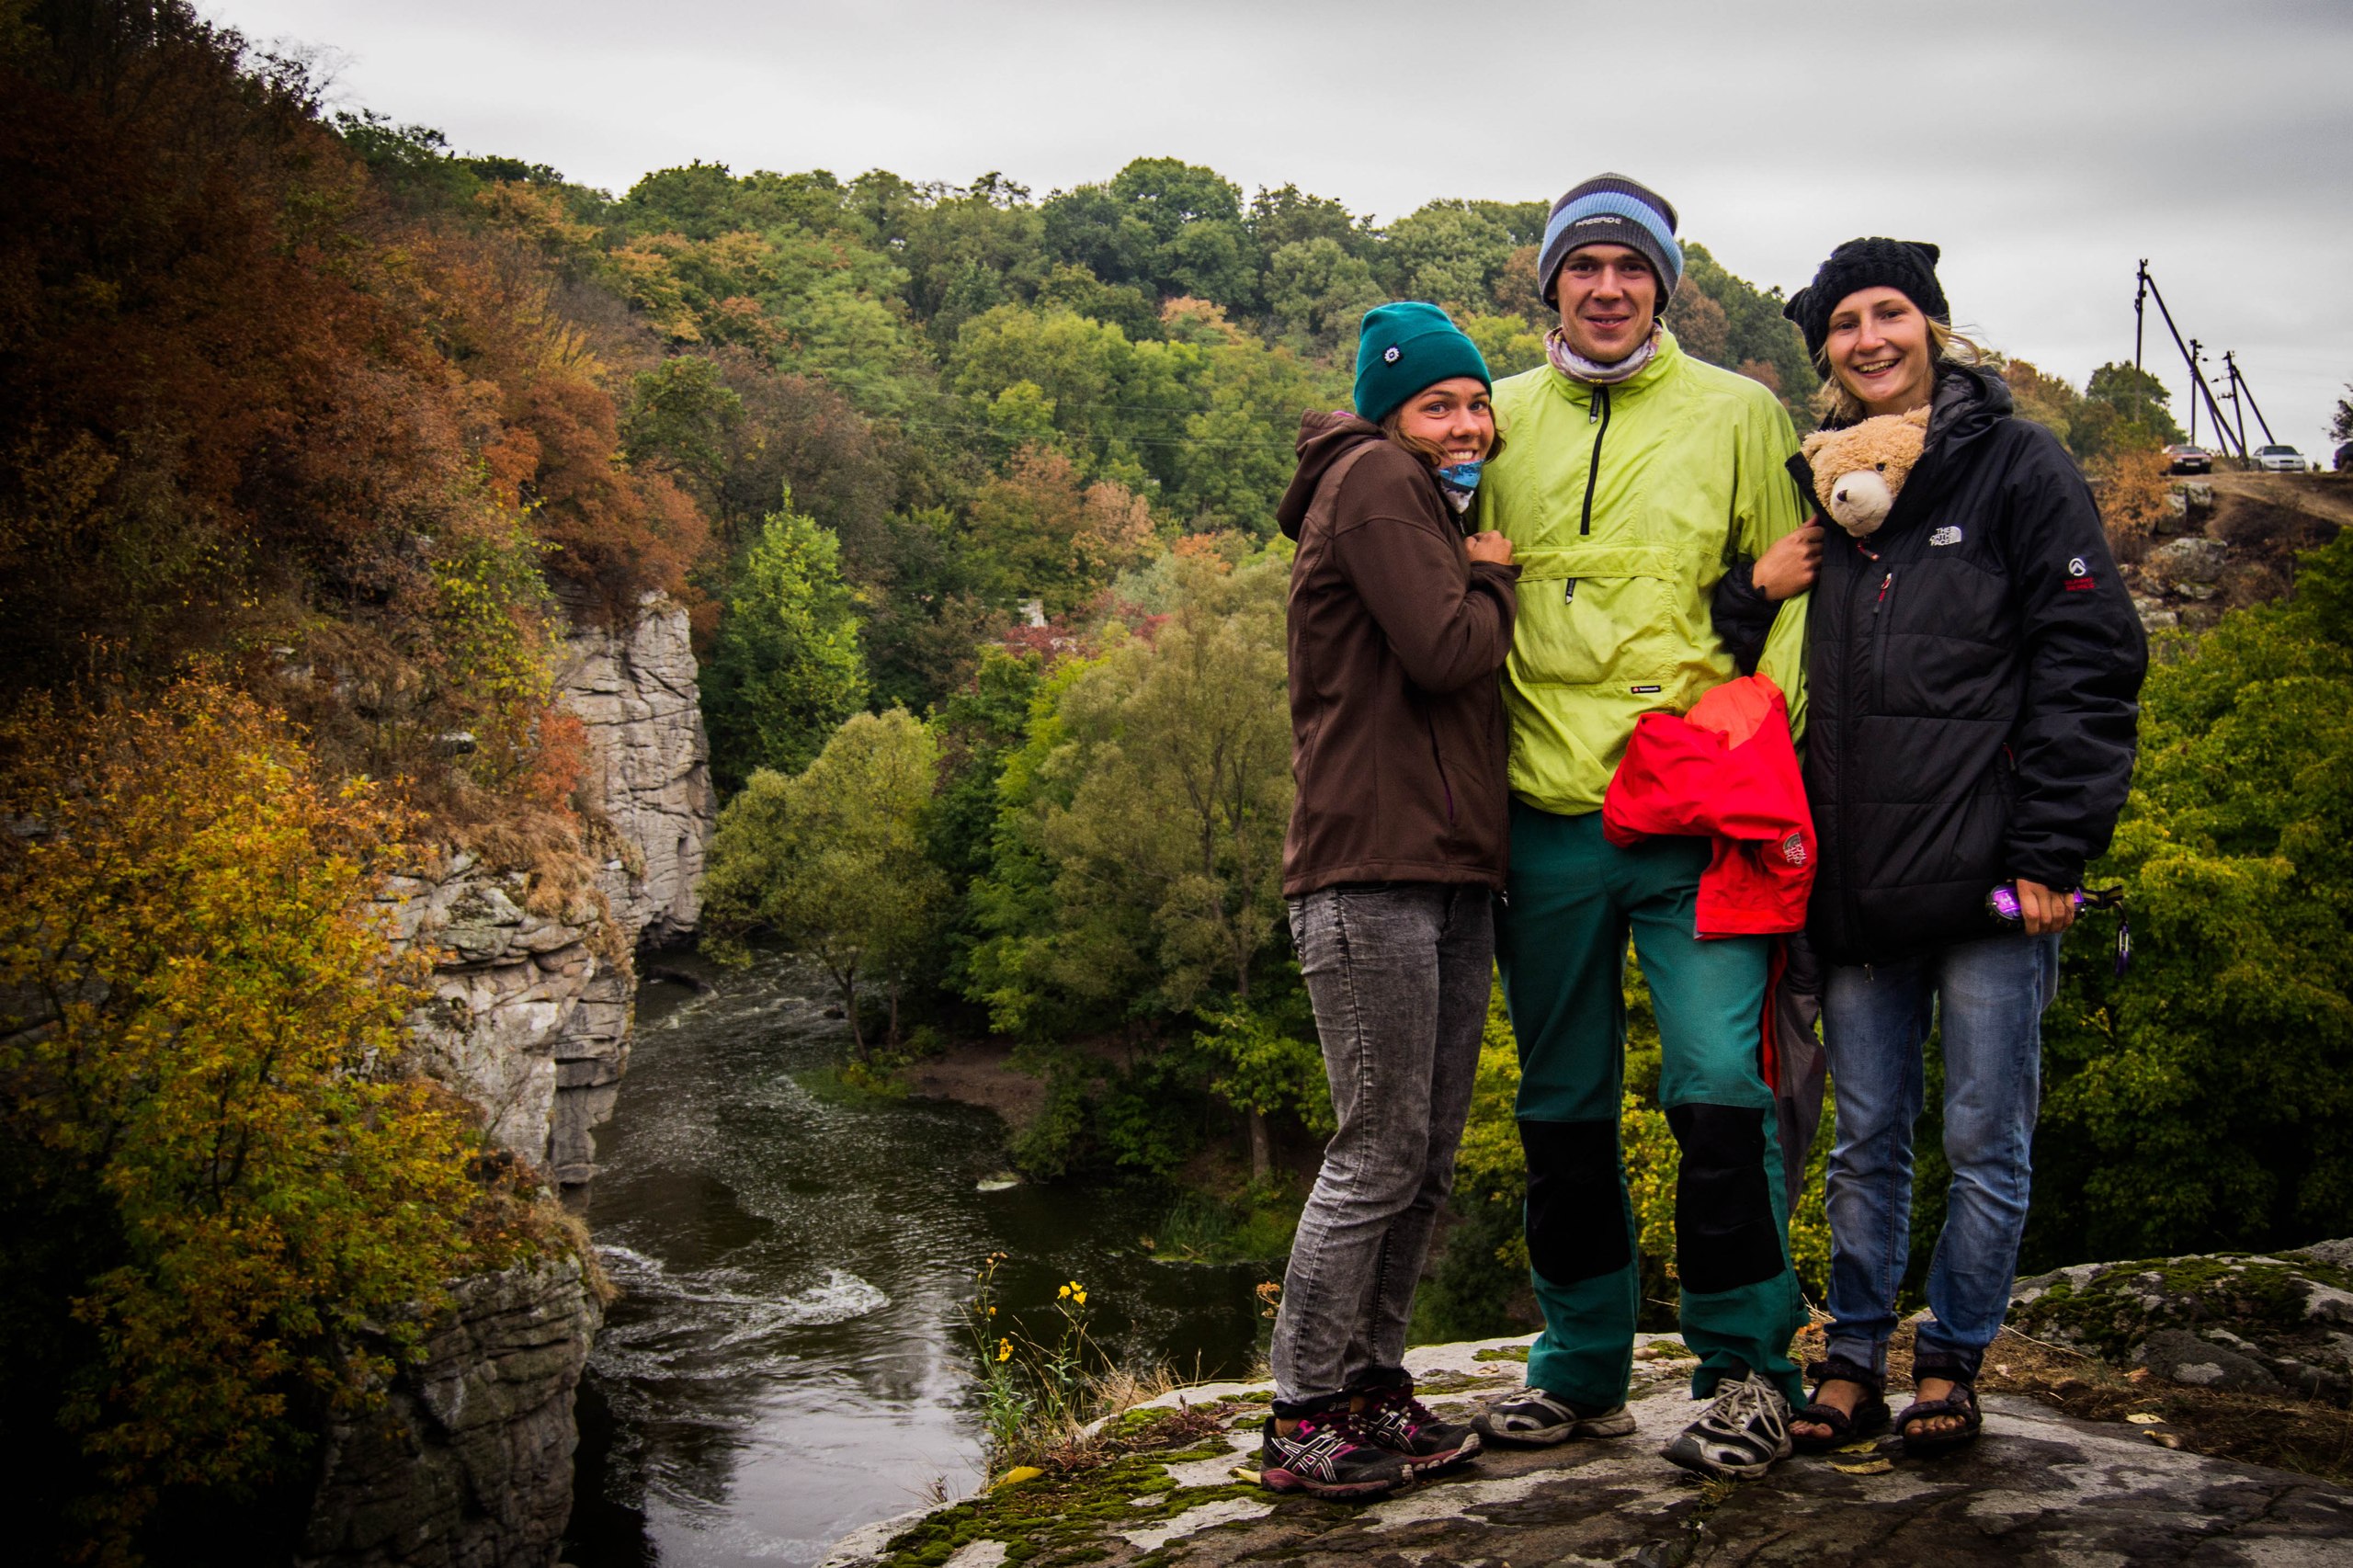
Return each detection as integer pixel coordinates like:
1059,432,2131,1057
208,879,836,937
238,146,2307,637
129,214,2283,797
385,593,715,1188
306,595,713,1568
559,593,714,951
299,1257,603,1568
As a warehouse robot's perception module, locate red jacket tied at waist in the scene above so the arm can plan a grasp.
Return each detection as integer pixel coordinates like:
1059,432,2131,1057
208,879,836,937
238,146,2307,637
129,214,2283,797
1602,673,1816,937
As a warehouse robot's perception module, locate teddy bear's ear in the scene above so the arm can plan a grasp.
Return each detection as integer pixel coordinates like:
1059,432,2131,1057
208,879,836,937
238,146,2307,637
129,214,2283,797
1902,405,1930,430
1801,428,1832,461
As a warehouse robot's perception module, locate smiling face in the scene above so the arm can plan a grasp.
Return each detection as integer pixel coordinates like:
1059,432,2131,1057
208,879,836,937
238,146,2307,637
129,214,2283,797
1392,376,1495,464
1825,286,1936,417
1553,243,1660,362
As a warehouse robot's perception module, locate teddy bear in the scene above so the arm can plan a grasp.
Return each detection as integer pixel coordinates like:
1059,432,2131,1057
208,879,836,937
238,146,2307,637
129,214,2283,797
1799,404,1929,537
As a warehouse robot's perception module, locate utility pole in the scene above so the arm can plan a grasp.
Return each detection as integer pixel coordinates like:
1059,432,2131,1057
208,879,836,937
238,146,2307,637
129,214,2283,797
2225,354,2279,446
2222,352,2251,454
2134,260,2148,370
2136,266,2242,459
2188,337,2200,446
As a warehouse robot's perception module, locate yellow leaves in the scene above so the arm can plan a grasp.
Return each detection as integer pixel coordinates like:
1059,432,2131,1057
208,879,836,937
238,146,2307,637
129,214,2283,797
0,680,507,1522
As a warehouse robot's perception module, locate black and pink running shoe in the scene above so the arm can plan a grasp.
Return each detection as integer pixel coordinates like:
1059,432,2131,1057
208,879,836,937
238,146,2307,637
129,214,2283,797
1256,1410,1411,1499
1352,1381,1481,1474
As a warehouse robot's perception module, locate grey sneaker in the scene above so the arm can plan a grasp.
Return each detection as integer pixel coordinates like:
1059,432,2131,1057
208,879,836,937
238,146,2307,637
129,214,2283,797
1660,1369,1793,1480
1471,1388,1637,1447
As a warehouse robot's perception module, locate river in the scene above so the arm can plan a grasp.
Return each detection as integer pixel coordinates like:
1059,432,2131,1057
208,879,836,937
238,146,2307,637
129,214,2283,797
562,950,1271,1568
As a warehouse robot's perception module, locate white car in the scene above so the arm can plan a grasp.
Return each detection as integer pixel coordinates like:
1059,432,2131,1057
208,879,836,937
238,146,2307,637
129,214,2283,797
2254,443,2312,472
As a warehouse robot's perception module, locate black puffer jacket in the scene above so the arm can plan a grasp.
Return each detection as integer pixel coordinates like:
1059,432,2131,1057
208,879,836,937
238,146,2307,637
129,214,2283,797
1802,365,2147,966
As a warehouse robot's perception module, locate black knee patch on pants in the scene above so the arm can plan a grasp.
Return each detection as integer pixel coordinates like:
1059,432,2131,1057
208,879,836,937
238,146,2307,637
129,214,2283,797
1519,1119,1629,1285
1667,1103,1784,1294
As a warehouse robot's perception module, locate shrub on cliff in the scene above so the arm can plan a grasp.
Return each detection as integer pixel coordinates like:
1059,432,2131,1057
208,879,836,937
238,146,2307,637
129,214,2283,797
0,680,513,1558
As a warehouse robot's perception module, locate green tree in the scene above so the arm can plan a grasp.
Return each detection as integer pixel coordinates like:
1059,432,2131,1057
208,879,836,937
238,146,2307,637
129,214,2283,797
701,710,949,1053
1194,991,1332,1185
1267,236,1387,349
2027,530,2353,1267
967,551,1292,1036
1381,200,1515,311
703,501,870,793
622,355,745,507
2086,360,2185,445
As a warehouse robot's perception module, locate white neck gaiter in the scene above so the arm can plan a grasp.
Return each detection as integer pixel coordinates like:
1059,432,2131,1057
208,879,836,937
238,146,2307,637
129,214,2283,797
1546,323,1660,387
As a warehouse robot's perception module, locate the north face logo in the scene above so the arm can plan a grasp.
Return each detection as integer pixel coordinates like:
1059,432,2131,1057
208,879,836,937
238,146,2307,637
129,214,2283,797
1929,526,1963,547
1781,833,1807,867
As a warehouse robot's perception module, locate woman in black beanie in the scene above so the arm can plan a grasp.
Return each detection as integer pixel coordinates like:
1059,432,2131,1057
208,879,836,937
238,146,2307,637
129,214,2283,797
1769,240,2147,1455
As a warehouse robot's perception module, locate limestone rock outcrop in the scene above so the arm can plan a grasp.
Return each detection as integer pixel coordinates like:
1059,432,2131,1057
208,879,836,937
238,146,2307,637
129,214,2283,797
824,1333,2353,1568
381,594,715,1187
558,592,714,950
2011,1238,2353,1403
299,1256,602,1568
380,857,620,1179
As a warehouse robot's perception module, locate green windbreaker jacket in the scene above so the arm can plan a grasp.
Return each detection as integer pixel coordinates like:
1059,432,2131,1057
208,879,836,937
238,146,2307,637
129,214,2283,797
1483,329,1811,815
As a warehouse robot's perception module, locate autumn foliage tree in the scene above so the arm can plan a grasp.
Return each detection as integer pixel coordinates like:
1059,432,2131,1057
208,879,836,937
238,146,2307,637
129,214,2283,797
0,681,508,1559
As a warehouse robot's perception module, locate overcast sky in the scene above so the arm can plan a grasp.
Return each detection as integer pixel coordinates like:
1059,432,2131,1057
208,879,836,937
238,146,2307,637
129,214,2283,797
217,0,2353,456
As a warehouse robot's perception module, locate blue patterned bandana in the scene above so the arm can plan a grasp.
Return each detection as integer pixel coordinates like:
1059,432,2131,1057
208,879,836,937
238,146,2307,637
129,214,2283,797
1436,460,1483,514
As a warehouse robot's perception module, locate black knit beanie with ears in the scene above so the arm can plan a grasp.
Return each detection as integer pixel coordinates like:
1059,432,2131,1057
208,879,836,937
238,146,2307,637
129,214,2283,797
1784,238,1949,360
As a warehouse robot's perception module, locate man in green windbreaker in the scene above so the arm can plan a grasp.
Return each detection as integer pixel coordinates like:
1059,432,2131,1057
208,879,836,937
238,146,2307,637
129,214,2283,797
1468,173,1820,1482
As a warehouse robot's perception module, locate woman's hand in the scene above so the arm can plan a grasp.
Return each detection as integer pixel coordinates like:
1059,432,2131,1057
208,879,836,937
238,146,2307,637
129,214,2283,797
2015,879,2076,936
1467,530,1515,566
1753,521,1825,600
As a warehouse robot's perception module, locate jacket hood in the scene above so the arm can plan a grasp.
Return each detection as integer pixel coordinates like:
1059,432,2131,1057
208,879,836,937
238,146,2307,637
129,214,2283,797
1857,360,2015,543
1925,360,2013,452
1277,410,1387,540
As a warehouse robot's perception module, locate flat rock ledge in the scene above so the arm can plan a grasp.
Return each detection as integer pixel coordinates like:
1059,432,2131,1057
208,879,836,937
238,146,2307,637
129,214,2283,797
824,1333,2353,1568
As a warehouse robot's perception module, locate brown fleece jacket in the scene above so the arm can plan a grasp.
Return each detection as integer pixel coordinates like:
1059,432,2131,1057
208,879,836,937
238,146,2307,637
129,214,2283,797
1277,411,1519,897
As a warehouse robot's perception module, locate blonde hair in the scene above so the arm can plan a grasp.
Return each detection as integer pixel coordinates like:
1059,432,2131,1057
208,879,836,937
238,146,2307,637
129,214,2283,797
1812,316,1990,425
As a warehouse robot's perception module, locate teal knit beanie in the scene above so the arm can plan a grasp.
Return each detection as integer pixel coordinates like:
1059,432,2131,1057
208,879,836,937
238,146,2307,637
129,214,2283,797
1353,302,1491,426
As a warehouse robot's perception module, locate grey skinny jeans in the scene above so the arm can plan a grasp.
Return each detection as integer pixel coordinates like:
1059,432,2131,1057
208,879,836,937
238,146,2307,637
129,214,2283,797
1270,881,1492,1410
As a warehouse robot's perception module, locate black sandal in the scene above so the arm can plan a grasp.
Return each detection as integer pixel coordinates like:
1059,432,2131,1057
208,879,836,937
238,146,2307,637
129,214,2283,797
1897,1355,1983,1456
1790,1356,1892,1454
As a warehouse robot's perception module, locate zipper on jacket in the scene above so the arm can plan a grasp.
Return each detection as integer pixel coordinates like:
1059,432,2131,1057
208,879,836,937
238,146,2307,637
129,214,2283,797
1578,384,1612,536
1872,567,1897,710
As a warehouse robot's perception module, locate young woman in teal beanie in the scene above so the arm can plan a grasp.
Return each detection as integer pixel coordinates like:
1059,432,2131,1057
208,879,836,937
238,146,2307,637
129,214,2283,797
1256,301,1518,1499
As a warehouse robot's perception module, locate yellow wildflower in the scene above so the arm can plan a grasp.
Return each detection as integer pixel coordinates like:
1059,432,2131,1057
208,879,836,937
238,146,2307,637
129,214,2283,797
996,1337,1013,1362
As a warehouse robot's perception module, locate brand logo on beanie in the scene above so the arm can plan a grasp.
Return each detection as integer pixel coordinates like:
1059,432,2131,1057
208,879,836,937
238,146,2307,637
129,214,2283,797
1382,346,1400,362
1573,215,1624,229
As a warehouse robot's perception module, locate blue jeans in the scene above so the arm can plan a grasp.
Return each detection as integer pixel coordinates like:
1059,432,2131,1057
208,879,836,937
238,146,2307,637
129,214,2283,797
1819,932,2060,1381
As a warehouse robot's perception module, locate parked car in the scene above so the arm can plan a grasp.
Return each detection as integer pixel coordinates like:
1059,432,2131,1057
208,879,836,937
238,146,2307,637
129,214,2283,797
2254,444,2312,473
2163,443,2212,473
2336,440,2352,473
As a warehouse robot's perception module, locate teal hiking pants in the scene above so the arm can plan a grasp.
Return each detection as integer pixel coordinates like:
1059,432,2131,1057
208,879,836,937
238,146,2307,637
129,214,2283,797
1495,801,1804,1408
